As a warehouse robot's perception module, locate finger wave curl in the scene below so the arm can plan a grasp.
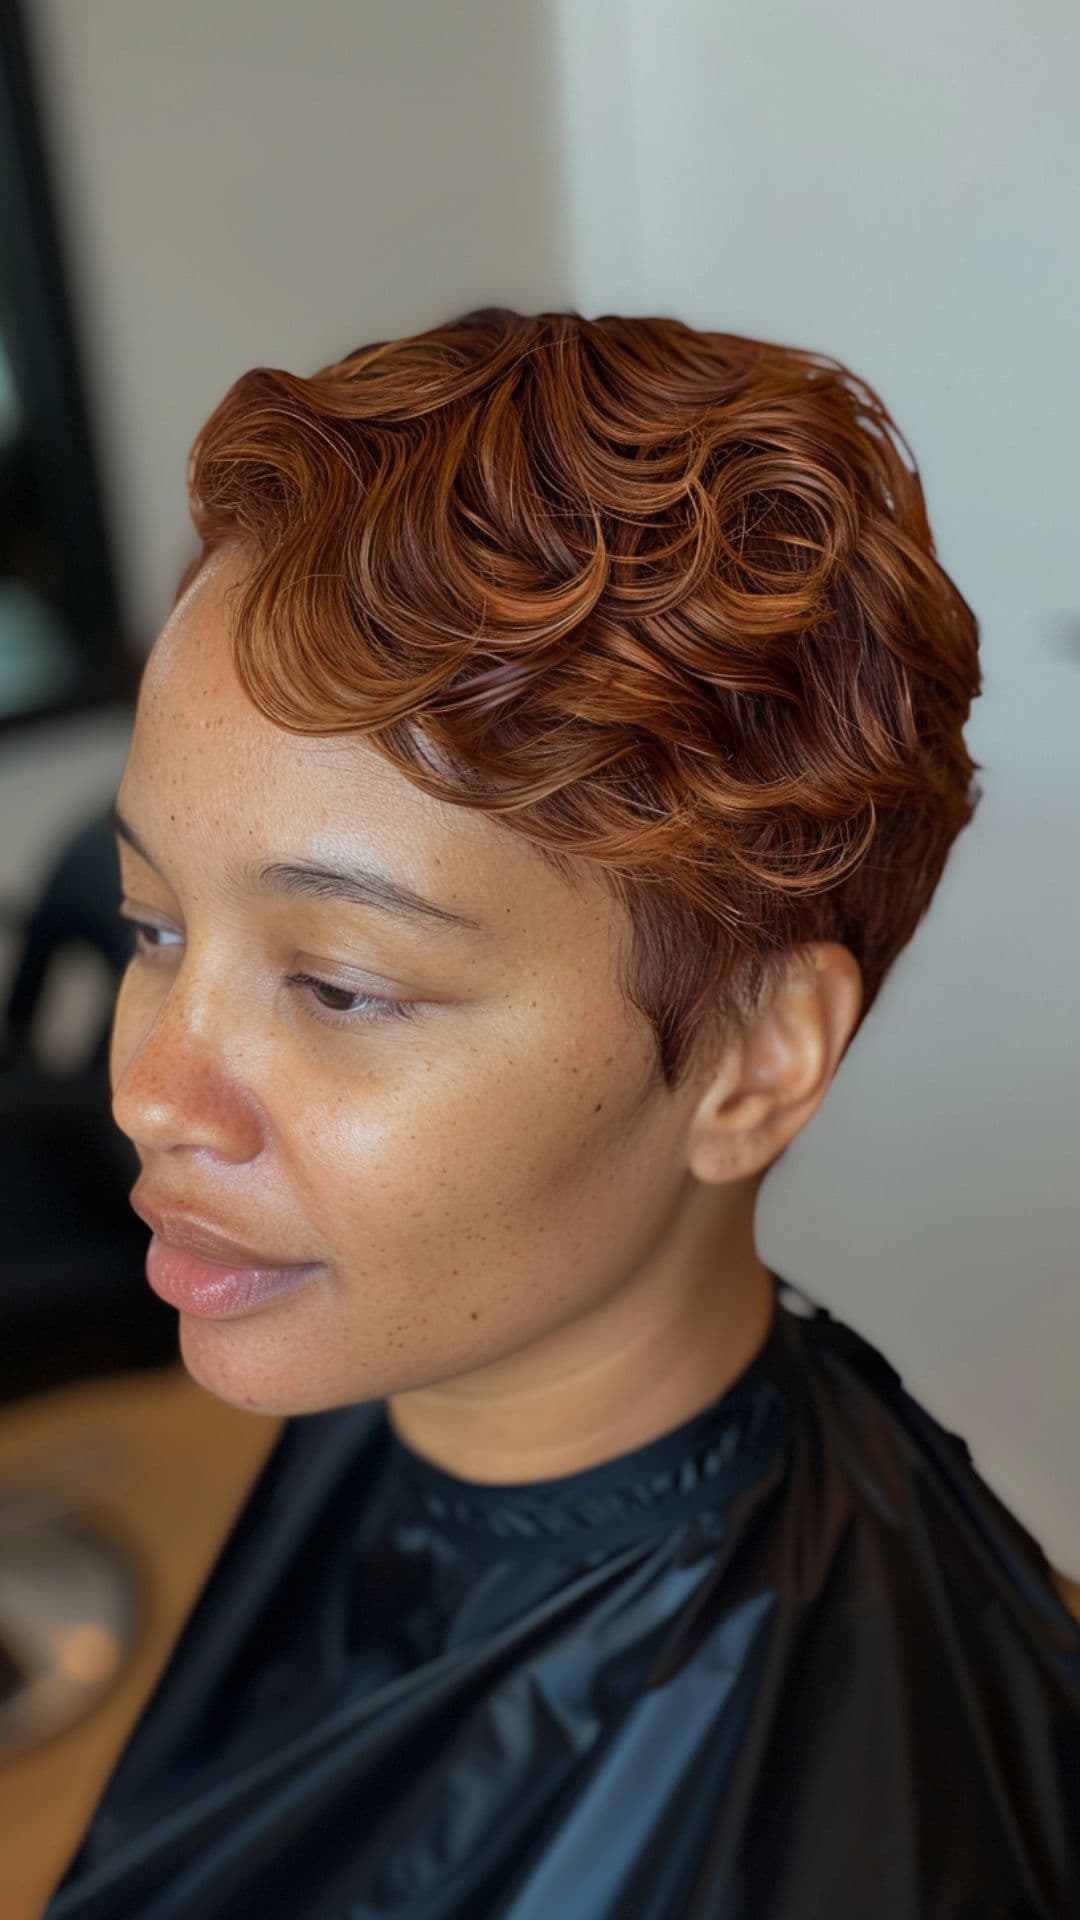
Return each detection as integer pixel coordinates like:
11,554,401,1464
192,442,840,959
184,307,983,1087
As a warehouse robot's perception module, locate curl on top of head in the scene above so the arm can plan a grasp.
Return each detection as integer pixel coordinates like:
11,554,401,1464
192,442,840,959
182,306,982,1090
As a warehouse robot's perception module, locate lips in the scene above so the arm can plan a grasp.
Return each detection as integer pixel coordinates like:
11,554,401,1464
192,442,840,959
130,1191,320,1271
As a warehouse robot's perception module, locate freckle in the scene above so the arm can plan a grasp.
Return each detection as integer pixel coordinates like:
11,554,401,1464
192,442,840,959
470,1310,479,1319
593,1102,603,1112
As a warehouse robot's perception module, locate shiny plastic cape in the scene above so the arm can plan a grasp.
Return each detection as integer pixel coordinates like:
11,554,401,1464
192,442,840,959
44,1272,1080,1919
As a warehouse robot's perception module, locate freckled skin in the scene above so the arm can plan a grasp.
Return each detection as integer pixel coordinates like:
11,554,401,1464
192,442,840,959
110,545,863,1483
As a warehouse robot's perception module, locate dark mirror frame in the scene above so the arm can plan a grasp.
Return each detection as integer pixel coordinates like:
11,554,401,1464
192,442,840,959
0,0,138,739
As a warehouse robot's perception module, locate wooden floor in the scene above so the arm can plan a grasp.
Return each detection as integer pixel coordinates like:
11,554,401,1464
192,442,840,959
0,1363,281,1920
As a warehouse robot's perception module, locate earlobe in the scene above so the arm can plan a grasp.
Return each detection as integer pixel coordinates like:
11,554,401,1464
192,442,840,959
684,943,862,1185
683,1022,806,1185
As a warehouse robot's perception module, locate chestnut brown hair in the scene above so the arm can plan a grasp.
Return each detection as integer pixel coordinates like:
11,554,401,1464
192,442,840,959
182,307,982,1089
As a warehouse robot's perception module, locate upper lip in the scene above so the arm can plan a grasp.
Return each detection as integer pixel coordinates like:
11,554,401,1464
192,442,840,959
130,1191,318,1270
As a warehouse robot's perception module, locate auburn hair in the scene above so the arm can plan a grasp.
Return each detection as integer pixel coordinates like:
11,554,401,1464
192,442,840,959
182,307,983,1089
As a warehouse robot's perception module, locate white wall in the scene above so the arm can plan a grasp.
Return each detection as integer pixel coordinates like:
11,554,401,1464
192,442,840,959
27,0,573,644
12,1,1078,1567
554,0,1080,1565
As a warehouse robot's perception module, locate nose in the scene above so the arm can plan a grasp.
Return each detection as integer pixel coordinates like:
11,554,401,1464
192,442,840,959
110,970,266,1163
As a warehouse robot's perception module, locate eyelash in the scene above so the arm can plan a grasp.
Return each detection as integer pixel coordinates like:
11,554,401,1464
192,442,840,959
119,918,419,1029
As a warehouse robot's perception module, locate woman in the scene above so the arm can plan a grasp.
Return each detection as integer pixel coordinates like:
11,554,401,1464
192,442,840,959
45,309,1079,1918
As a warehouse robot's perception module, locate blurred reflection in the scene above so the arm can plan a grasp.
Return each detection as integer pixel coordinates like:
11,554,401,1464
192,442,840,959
0,2,133,729
0,321,85,715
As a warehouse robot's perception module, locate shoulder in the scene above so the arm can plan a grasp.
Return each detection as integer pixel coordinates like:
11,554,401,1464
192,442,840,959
780,1295,1080,1627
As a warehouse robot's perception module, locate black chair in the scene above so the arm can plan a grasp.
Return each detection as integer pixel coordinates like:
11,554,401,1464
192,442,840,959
0,799,177,1406
0,799,178,1765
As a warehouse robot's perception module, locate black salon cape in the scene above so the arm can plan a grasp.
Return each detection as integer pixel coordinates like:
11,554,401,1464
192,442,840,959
43,1273,1080,1920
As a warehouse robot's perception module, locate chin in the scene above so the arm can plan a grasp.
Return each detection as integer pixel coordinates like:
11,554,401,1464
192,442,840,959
176,1313,301,1415
175,1312,386,1418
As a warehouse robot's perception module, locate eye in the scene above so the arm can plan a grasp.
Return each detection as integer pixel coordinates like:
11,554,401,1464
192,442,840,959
120,915,181,954
117,913,419,1029
284,970,419,1029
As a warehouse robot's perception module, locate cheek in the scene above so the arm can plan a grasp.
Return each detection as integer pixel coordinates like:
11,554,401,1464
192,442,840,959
298,1034,664,1330
175,1026,674,1419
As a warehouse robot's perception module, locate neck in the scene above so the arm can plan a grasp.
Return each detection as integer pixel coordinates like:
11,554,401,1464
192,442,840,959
386,1180,776,1485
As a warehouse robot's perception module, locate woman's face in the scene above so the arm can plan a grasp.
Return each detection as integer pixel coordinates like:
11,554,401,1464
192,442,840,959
110,546,718,1418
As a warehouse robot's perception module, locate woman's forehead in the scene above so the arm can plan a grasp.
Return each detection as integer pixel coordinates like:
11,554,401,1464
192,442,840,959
123,560,614,952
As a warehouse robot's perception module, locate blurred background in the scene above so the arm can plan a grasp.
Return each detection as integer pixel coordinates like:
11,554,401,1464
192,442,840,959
0,1,1076,1907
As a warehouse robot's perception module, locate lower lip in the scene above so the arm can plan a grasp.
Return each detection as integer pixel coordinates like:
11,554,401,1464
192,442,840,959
145,1234,323,1320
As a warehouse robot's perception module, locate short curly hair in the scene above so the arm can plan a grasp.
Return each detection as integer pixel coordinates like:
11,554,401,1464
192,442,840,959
181,307,983,1090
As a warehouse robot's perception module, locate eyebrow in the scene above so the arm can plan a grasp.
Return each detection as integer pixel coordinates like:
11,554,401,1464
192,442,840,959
109,800,486,937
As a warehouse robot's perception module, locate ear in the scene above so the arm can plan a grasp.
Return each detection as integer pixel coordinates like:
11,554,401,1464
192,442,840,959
684,943,864,1185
